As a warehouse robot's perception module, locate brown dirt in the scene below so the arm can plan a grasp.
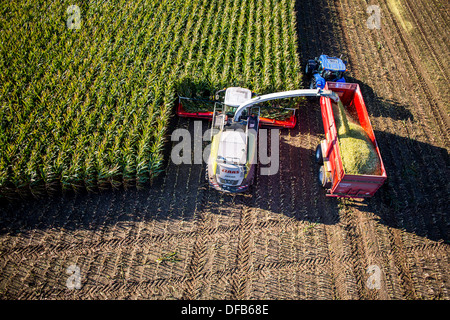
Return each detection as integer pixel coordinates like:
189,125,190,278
0,0,448,300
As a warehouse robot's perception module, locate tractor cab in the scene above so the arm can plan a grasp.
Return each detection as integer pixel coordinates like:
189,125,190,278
306,55,347,89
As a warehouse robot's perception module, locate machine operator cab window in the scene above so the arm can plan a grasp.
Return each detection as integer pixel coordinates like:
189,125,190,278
322,70,344,81
222,87,253,126
319,56,346,82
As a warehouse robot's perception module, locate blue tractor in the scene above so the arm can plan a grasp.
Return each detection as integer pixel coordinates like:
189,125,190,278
305,55,347,89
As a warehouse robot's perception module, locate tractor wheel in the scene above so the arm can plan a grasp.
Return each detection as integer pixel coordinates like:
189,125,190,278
318,166,332,189
315,144,323,165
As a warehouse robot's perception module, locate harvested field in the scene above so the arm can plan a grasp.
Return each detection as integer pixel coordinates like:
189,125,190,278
0,0,449,300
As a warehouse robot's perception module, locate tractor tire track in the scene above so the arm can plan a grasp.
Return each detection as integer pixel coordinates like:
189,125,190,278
179,119,213,300
35,253,332,299
374,0,449,241
405,0,450,82
337,0,449,299
378,0,450,148
336,0,426,299
297,0,367,299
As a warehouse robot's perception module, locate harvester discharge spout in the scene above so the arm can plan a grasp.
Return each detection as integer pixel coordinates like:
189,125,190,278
233,89,339,122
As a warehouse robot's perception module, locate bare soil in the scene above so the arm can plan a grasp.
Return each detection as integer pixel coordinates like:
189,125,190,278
0,0,448,299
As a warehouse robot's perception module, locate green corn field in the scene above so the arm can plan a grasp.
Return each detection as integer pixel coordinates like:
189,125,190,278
0,0,302,199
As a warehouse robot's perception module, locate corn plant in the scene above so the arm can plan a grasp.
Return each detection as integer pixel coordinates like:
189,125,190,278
0,0,302,200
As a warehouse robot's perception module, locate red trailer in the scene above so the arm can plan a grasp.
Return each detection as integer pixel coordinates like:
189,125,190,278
317,82,387,198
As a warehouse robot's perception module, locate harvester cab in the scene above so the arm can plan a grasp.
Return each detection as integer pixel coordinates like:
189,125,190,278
305,55,347,89
212,87,256,126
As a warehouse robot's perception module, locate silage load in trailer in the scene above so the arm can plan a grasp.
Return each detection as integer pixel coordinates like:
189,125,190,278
332,100,381,175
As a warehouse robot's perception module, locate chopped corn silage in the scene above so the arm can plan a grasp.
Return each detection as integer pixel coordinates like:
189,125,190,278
332,101,381,175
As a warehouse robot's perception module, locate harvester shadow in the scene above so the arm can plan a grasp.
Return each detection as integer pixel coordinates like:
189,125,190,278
0,117,340,237
1,118,447,244
231,125,342,226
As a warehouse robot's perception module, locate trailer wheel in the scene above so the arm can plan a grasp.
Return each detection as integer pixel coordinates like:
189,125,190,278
315,144,323,165
318,166,332,189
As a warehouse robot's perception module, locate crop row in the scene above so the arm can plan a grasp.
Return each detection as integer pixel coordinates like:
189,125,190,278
0,0,302,199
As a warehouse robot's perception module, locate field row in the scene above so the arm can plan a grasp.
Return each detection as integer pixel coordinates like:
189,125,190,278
0,0,302,200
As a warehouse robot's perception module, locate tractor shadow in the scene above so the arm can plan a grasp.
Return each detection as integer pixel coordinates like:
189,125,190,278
345,76,414,122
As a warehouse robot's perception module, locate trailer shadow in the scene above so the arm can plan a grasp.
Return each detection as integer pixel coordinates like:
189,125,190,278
239,125,342,225
339,129,449,243
250,124,449,242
